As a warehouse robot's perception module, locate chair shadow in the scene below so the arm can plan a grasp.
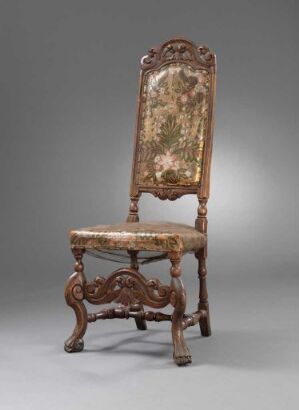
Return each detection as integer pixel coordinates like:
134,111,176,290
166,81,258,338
85,328,170,358
84,326,297,371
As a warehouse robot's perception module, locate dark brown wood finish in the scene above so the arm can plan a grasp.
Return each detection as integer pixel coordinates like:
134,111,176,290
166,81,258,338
128,250,147,330
169,251,192,365
64,38,216,366
64,248,88,353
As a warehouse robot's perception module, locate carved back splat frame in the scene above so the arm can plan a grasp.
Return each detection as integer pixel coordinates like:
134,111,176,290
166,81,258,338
64,38,216,366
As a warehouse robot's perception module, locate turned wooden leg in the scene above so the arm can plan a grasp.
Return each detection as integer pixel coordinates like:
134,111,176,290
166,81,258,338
169,253,192,366
64,247,88,352
133,304,147,330
196,248,211,337
128,250,147,331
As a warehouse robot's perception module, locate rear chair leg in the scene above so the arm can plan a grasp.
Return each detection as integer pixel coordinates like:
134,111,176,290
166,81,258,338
134,306,147,330
64,247,88,352
128,250,147,331
169,253,192,365
196,249,211,337
130,304,147,330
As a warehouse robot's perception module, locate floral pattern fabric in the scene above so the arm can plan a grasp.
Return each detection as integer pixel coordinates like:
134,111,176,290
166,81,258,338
70,221,206,253
137,63,210,186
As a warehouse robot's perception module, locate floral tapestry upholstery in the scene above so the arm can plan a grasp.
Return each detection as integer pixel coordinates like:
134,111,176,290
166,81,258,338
137,62,210,187
70,221,206,253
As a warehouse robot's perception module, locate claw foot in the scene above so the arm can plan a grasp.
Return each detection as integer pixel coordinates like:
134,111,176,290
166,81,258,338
173,341,192,366
64,337,84,353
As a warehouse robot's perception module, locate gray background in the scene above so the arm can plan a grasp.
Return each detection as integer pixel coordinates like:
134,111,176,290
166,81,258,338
1,1,298,409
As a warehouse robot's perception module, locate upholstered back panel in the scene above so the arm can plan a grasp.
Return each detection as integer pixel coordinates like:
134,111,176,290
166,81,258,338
130,39,216,201
137,63,209,187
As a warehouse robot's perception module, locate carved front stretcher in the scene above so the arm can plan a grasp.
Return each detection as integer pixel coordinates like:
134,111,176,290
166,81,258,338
84,268,171,307
64,38,216,366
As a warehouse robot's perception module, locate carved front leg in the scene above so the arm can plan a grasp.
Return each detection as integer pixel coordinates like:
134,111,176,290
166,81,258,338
64,248,88,352
169,253,192,365
128,250,147,330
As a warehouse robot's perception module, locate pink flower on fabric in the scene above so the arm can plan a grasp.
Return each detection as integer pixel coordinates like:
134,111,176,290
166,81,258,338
154,151,179,170
197,73,206,85
181,95,188,104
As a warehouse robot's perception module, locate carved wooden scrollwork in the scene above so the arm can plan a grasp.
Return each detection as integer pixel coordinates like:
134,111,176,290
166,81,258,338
197,45,215,65
141,47,158,69
84,268,171,308
162,43,192,61
64,248,88,353
140,39,215,70
152,188,184,201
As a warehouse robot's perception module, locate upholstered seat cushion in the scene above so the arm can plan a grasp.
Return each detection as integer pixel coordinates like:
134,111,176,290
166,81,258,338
70,221,206,253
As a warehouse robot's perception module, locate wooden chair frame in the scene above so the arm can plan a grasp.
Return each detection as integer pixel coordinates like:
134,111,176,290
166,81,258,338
64,38,216,365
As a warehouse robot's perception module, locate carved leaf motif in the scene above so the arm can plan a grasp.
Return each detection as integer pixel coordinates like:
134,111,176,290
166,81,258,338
115,288,139,306
152,188,184,201
84,268,171,308
162,43,192,60
141,40,215,70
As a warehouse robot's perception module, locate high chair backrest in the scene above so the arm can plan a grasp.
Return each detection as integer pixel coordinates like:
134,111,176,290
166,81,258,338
127,38,216,225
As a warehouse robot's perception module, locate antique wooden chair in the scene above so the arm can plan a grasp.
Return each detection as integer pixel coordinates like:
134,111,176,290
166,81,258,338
64,38,216,365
